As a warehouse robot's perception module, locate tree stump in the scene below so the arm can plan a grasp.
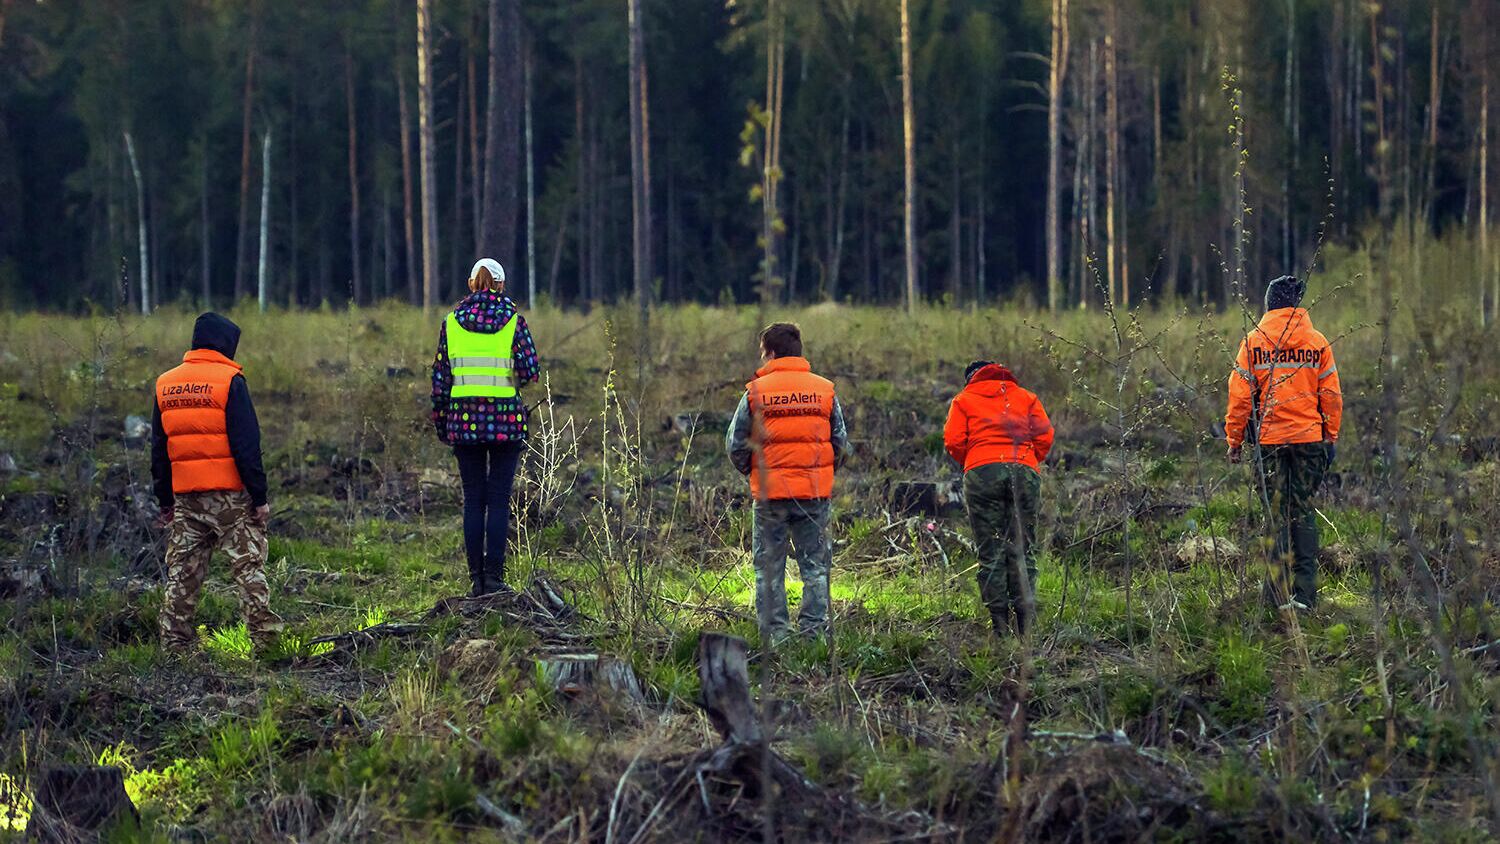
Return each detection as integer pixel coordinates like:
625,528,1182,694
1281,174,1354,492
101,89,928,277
27,766,139,836
695,632,761,744
537,654,646,702
890,481,939,518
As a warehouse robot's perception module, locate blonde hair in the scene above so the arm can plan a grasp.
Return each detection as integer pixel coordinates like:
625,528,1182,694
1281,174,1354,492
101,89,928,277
468,258,506,293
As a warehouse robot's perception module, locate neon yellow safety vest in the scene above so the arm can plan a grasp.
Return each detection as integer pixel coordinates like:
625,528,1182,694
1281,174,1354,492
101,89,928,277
446,313,519,398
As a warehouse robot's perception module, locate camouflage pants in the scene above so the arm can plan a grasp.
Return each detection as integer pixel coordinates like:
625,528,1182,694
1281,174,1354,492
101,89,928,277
160,490,283,649
752,498,833,640
964,462,1041,634
1256,442,1329,608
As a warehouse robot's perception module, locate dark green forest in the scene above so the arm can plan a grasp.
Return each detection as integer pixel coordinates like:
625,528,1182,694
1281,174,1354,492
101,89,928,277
0,0,1496,311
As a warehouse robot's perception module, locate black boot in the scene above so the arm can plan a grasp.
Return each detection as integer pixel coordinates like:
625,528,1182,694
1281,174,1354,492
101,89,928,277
989,608,1013,637
466,557,485,598
480,556,506,596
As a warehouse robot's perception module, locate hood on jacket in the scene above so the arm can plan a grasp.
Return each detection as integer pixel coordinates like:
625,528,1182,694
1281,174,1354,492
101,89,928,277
964,362,1017,389
1254,306,1313,339
191,312,241,359
452,290,518,334
1264,275,1305,312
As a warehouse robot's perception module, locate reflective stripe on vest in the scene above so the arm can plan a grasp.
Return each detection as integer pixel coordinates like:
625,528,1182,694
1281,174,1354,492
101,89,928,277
446,312,518,398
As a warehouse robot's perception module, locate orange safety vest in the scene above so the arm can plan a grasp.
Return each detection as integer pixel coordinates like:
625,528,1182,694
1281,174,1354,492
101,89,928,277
746,357,836,501
156,349,245,494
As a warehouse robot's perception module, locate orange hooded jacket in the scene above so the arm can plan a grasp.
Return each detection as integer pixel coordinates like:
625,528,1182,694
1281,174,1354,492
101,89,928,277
1224,307,1343,448
943,364,1054,473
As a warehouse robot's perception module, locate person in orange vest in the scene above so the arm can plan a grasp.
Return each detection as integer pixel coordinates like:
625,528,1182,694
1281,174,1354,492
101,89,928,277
943,361,1054,636
726,323,848,644
1225,275,1343,612
152,313,283,653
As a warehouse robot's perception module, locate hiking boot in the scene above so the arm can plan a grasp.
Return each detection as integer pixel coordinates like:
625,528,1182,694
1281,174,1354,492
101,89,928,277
466,556,485,598
989,610,1014,638
479,557,506,596
1278,598,1311,614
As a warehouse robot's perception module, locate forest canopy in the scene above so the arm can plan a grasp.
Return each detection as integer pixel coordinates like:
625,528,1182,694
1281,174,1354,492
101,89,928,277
0,0,1496,312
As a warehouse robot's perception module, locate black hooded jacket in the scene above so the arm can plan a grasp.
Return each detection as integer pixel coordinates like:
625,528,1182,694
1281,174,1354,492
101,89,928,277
151,313,268,509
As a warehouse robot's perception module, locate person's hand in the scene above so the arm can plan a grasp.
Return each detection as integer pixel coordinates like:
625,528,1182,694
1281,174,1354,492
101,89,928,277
154,507,174,529
1323,438,1336,468
250,503,270,528
1227,445,1243,465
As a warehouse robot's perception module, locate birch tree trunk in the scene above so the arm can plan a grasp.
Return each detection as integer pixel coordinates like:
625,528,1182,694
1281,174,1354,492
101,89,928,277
200,150,211,308
759,0,786,309
258,128,271,312
123,131,149,314
416,0,439,311
481,0,521,269
900,0,917,313
1046,0,1069,312
234,7,260,301
397,40,418,305
345,43,362,305
1104,0,1120,307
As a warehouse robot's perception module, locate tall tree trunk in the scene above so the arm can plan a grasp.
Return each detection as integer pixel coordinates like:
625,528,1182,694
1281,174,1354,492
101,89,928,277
468,12,483,255
948,142,961,302
828,101,850,302
416,0,440,311
900,0,917,313
628,0,652,330
759,0,786,309
1046,0,1069,312
575,52,589,301
234,5,260,301
1370,6,1390,221
200,149,211,308
346,42,363,305
1482,77,1490,325
123,131,149,314
525,42,537,305
454,43,468,296
258,128,272,311
1424,3,1442,228
397,40,418,305
1081,40,1097,307
481,0,521,269
1283,0,1295,270
1104,0,1120,307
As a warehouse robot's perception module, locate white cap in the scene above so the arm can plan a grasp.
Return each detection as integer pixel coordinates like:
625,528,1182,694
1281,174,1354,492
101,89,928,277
470,258,506,284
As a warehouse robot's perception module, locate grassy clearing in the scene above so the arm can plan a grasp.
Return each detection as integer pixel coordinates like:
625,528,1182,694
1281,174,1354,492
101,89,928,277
1,286,1497,840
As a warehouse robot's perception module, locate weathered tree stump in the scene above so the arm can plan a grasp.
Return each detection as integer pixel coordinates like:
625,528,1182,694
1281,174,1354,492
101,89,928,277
695,632,761,744
889,481,939,518
27,766,139,836
537,653,646,702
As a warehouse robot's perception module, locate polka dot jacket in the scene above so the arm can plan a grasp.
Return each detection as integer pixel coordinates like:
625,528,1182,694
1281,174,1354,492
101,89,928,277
430,291,541,445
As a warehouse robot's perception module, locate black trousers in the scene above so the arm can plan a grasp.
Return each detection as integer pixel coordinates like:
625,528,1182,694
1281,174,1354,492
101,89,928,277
453,442,523,573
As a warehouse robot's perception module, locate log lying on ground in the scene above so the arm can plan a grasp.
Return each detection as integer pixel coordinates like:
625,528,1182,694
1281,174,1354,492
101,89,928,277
537,653,647,703
304,621,429,651
25,766,140,839
307,571,588,656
